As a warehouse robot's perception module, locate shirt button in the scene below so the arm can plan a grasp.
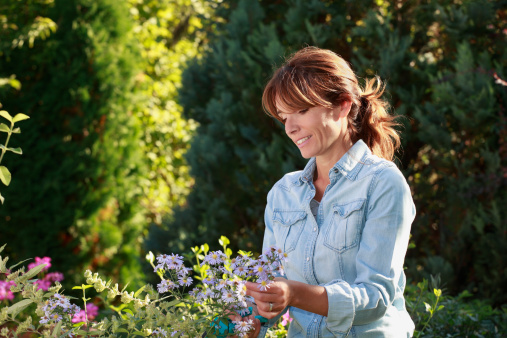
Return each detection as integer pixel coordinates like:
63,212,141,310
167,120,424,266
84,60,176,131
306,257,310,261
313,227,317,231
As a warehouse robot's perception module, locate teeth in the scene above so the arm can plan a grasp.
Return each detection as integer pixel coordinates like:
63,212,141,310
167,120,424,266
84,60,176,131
296,136,311,145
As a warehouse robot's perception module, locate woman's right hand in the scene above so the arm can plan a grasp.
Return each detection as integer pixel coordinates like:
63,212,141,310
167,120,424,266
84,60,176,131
227,303,261,338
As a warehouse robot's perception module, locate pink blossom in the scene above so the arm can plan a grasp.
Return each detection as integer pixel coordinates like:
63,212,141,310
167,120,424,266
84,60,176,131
0,280,15,301
71,303,99,323
34,272,64,291
281,311,292,326
28,257,52,272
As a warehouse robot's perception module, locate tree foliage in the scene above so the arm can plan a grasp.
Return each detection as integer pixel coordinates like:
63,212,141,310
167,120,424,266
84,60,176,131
127,0,221,224
0,0,146,287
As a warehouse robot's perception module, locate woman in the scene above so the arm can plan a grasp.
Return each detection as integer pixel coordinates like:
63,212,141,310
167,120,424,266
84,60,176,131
244,47,415,337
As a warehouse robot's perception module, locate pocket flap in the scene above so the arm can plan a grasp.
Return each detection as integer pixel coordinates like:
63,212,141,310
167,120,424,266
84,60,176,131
332,199,366,218
273,210,307,226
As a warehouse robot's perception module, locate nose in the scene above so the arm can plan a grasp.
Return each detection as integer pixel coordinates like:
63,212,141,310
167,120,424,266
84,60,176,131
284,115,298,135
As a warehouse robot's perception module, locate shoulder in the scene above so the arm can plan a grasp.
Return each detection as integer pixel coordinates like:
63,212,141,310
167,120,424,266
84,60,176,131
267,170,303,200
357,154,411,196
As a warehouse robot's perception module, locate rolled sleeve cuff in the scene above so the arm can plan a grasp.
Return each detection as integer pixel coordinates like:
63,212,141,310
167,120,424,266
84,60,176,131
256,307,288,338
323,279,355,336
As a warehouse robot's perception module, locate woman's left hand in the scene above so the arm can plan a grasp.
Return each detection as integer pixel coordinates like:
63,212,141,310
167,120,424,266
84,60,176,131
245,277,293,319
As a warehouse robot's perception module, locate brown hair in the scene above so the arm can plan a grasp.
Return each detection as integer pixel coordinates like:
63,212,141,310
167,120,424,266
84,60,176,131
262,46,400,161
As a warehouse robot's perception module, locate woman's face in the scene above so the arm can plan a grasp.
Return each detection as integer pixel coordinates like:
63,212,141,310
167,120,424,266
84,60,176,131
276,97,351,162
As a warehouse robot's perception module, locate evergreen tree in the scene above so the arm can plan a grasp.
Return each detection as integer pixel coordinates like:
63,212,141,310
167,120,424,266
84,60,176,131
149,0,506,303
0,0,147,287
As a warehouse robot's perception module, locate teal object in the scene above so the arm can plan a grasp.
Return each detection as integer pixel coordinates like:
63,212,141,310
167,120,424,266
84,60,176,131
209,307,268,337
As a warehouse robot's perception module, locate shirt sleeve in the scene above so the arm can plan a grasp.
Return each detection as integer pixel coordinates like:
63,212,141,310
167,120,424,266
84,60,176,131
323,166,416,335
256,188,289,338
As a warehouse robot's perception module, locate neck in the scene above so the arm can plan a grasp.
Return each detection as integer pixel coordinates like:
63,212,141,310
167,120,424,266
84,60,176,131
314,137,354,183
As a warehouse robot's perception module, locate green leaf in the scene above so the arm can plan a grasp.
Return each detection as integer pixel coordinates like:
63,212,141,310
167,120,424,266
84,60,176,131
0,255,8,271
165,299,181,307
7,147,22,154
202,243,209,254
72,322,85,328
0,110,12,122
72,286,82,290
0,192,4,204
12,113,30,123
121,282,130,292
115,328,129,333
8,257,32,270
434,288,442,297
134,285,146,298
123,308,134,316
11,127,20,133
24,263,48,279
0,243,5,253
219,236,230,247
133,331,148,336
51,320,62,337
7,299,33,318
0,166,12,186
0,123,10,133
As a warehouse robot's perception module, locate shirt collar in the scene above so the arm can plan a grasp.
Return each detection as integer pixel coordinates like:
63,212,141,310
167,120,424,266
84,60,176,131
294,139,370,185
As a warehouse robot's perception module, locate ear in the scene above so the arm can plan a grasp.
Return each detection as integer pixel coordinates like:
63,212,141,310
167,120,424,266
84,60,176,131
332,100,352,120
339,100,352,117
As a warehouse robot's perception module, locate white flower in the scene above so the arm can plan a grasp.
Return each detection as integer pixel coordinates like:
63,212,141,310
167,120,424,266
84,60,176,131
221,291,235,303
178,276,193,287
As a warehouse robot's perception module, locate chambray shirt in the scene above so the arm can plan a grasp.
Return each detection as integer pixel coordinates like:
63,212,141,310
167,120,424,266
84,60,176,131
258,140,415,338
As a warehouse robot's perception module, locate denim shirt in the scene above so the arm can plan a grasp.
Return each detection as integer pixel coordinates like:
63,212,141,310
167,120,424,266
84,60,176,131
258,140,415,338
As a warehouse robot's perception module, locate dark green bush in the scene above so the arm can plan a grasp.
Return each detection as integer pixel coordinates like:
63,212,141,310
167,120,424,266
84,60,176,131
0,0,146,288
406,278,507,337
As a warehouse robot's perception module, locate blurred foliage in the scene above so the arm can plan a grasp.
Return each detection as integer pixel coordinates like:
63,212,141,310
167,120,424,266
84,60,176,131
147,0,507,307
0,0,147,288
127,0,222,224
406,277,507,337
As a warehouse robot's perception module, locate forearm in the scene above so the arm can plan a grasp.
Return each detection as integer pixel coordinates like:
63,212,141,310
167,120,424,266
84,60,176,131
288,279,328,317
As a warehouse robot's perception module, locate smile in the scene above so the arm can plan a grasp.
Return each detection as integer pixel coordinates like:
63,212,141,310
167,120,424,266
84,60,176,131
296,136,311,146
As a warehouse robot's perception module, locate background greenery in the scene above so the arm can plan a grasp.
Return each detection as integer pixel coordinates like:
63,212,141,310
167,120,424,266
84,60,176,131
1,0,506,335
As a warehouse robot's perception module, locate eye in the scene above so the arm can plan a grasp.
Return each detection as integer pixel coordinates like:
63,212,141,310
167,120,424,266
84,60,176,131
298,108,309,114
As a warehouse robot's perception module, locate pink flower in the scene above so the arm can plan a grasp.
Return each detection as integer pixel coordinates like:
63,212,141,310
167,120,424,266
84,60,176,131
0,280,15,301
71,303,99,323
28,257,52,272
34,272,64,291
281,311,292,326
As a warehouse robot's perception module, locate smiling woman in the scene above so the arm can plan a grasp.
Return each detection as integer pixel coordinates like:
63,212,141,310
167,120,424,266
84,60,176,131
242,47,415,337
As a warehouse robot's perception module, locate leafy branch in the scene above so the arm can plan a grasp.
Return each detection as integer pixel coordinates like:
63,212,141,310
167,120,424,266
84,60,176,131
0,108,30,204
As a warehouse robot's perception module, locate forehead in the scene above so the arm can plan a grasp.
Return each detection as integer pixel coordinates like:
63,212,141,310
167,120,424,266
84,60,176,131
275,95,300,115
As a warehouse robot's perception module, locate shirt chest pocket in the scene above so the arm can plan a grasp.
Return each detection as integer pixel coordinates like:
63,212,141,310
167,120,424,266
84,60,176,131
272,210,307,254
324,199,366,253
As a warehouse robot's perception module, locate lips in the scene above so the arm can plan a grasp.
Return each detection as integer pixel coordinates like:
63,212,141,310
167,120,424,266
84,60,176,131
295,135,311,147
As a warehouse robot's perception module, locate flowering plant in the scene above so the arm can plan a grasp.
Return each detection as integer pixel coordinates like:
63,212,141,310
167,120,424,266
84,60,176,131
0,237,288,337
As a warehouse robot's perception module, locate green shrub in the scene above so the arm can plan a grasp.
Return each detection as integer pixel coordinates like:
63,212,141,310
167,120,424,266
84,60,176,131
0,0,146,289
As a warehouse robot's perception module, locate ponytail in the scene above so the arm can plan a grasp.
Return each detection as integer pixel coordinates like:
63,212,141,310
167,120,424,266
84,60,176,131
348,76,401,161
